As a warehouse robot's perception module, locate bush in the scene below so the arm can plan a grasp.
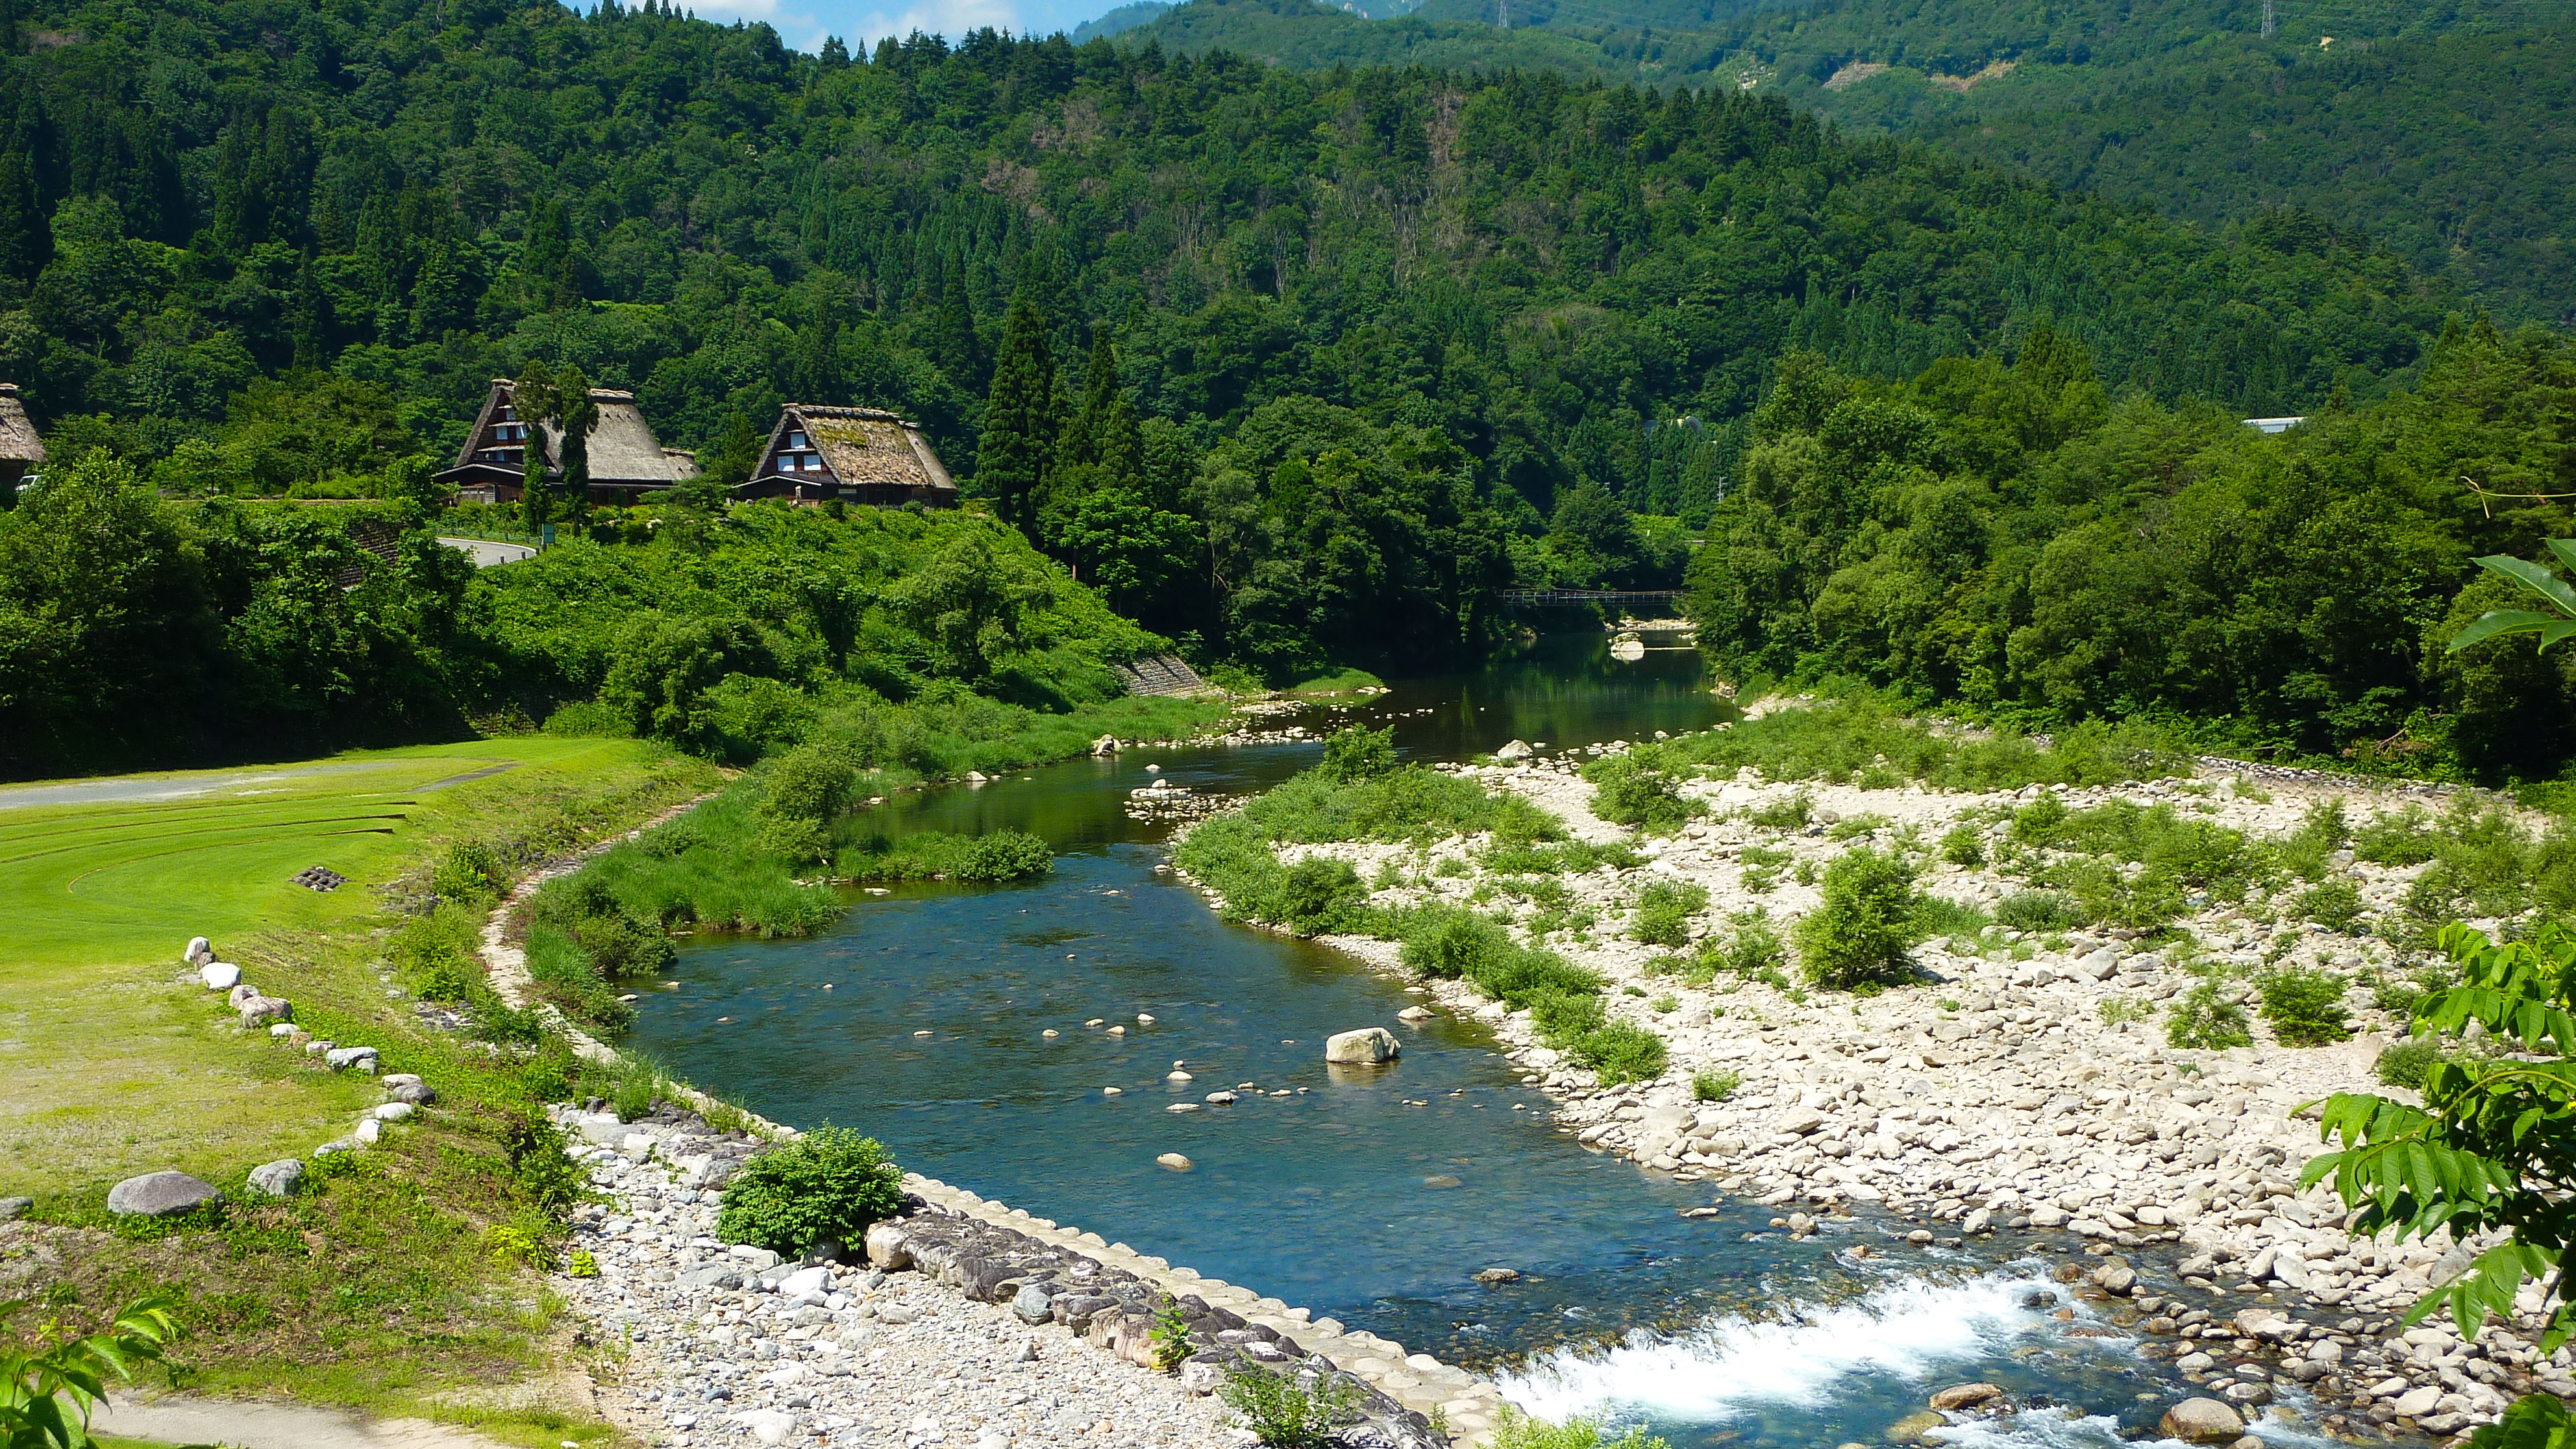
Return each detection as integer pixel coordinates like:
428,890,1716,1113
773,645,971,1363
1795,847,1921,991
2374,1037,2445,1089
1400,909,1511,980
840,828,1055,882
1219,1366,1360,1448
1693,1069,1740,1102
1720,913,1787,979
1583,754,1698,830
1749,792,1812,830
1630,880,1709,948
2165,982,2253,1050
961,830,1054,880
1280,856,1364,933
1912,893,1991,941
715,1126,906,1257
1568,1020,1667,1085
2294,878,2366,932
1938,823,1985,866
496,1110,586,1220
2256,965,2353,1046
1319,724,1398,781
1996,889,2080,932
430,841,506,902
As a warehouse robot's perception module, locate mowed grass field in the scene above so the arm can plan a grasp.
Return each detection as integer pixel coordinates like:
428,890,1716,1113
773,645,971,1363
0,737,710,1200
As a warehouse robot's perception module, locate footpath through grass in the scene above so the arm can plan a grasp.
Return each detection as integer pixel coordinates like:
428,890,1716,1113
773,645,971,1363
0,736,718,1444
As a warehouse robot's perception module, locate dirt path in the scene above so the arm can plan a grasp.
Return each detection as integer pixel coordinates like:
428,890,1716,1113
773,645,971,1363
93,1395,514,1449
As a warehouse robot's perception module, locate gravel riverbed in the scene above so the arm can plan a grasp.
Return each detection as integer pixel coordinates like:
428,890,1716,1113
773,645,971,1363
1215,719,2576,1446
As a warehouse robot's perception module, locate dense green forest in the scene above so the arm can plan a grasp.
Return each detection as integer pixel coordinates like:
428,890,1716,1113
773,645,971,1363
0,0,2560,782
1682,319,2576,784
1119,0,2576,321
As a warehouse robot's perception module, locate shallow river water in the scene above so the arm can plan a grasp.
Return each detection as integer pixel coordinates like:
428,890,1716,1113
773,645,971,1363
623,636,2309,1449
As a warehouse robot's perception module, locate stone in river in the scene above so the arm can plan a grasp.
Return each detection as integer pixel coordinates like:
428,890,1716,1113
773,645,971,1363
1398,1006,1435,1022
1423,1174,1462,1189
1324,1027,1401,1064
1157,1152,1194,1170
2159,1398,2247,1443
1929,1383,2001,1411
1474,1268,1521,1283
1886,1410,1946,1443
107,1171,222,1218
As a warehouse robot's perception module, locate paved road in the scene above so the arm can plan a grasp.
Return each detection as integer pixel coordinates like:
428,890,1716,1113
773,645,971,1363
437,536,537,567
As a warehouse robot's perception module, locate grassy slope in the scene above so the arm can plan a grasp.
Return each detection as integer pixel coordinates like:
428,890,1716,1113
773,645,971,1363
0,739,721,1447
0,737,712,1200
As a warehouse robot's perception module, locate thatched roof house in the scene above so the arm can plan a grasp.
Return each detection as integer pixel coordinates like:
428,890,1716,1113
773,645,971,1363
737,405,957,508
0,383,44,491
434,379,698,504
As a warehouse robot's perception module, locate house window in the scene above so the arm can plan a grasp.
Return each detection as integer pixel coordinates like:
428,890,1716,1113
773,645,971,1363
787,431,809,449
499,406,517,422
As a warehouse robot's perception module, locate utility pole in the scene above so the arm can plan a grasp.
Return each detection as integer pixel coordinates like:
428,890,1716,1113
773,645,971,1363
2262,0,2275,38
1500,0,1509,29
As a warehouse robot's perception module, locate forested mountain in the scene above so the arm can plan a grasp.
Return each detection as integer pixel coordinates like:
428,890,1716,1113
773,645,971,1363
2,0,2565,783
1114,0,2576,321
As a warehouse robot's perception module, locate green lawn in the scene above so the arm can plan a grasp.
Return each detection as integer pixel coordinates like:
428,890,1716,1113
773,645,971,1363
0,737,712,1200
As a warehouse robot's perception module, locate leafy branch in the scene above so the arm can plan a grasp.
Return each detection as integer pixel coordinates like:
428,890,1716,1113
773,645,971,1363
2450,539,2576,654
0,1295,183,1448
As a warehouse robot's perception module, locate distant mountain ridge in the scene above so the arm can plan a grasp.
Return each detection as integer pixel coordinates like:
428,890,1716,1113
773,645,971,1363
1090,0,2576,321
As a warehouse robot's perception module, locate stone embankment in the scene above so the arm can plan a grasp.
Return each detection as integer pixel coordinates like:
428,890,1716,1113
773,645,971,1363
551,1103,1489,1448
1250,726,2569,1444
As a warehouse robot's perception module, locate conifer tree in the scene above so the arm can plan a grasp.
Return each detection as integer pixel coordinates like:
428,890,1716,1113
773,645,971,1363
932,252,982,391
976,290,1058,532
0,150,48,282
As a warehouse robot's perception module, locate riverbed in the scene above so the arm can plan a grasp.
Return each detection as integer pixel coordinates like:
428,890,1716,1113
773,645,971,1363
621,636,2320,1449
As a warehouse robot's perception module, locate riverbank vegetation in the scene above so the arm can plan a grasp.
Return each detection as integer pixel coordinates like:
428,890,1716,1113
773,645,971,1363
1179,728,1669,1084
0,739,710,1439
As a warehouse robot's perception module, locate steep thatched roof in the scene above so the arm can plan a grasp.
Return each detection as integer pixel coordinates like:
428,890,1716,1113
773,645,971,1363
765,406,954,491
440,380,695,486
0,384,45,465
552,390,698,484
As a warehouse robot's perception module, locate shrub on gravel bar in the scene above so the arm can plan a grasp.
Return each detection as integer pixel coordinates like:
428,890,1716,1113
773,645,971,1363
715,1126,905,1257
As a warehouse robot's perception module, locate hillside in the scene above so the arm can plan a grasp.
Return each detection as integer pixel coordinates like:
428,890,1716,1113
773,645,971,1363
1111,0,2576,321
13,2,2576,784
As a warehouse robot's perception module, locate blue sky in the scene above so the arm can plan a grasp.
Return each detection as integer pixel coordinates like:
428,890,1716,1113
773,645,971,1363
683,0,1127,55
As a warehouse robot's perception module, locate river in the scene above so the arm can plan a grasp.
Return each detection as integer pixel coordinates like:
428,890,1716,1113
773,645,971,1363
623,634,2294,1449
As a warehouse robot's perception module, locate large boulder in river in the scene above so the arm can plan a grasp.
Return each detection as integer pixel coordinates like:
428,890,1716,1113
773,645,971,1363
2159,1398,2246,1443
1324,1028,1401,1065
107,1171,222,1218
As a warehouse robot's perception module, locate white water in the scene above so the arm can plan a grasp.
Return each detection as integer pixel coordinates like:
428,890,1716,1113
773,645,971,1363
1501,1269,2063,1424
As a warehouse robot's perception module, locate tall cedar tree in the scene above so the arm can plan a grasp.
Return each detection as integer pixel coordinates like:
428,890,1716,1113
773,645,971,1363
517,361,599,532
978,291,1059,530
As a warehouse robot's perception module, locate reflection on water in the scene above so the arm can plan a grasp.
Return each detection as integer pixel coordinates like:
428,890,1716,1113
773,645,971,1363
623,634,2277,1448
